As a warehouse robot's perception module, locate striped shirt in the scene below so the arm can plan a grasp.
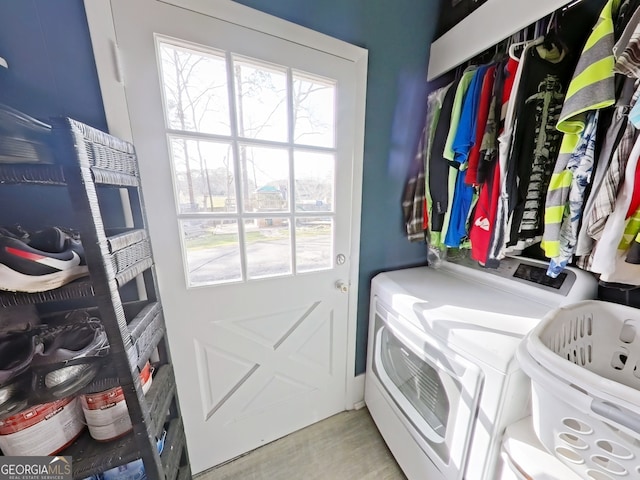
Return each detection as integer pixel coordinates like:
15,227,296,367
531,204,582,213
542,0,620,259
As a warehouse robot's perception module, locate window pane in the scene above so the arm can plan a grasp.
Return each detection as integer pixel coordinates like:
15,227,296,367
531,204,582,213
158,42,231,136
234,59,288,142
245,219,292,279
294,151,334,212
169,138,236,214
296,217,333,273
182,219,241,286
293,73,336,147
241,146,290,213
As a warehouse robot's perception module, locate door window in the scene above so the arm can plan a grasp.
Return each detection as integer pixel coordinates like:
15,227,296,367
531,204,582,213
157,38,338,286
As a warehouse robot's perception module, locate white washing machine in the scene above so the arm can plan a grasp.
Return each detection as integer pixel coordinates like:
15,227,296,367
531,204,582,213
364,256,597,480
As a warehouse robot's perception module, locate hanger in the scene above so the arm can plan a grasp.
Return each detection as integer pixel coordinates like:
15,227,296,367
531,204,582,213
561,0,585,12
508,40,528,60
546,11,558,35
508,16,555,61
508,35,545,60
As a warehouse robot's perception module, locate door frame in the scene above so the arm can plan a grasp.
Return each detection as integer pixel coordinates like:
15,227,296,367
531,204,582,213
84,0,368,408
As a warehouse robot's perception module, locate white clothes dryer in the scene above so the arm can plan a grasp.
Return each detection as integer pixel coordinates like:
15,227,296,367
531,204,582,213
364,256,597,480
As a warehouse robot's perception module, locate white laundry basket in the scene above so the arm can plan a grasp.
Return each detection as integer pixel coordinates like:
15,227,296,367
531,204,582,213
516,300,640,480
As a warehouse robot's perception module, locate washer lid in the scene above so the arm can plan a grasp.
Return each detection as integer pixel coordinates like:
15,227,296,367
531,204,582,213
372,264,558,372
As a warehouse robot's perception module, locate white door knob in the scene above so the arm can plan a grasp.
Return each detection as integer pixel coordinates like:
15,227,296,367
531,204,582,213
335,281,349,293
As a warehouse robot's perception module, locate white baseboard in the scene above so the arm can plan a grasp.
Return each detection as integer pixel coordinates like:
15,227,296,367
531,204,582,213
347,373,365,410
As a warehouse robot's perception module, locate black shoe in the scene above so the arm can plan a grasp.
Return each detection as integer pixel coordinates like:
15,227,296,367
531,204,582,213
0,330,38,418
31,314,109,401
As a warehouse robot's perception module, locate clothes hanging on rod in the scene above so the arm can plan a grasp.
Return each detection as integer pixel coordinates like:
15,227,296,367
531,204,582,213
446,65,491,247
589,134,640,280
436,69,477,247
541,0,620,273
406,0,640,287
428,79,459,235
575,76,638,259
465,65,496,186
487,40,542,266
403,82,453,241
470,59,514,264
501,39,573,257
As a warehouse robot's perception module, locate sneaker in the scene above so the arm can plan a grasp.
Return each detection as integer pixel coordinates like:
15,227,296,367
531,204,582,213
0,330,38,419
0,227,89,293
31,315,109,401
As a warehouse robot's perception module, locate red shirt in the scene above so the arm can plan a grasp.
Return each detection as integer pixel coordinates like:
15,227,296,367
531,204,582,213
466,66,496,186
626,155,640,218
470,59,519,264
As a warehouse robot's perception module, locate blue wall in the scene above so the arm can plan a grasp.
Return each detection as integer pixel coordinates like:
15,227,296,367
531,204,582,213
0,0,106,130
0,0,439,375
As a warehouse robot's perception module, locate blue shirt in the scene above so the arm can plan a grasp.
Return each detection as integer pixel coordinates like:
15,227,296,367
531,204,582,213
451,66,489,166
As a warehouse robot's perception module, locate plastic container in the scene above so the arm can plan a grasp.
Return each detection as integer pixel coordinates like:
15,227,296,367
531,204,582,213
517,300,640,479
0,396,84,455
81,362,153,441
499,416,583,480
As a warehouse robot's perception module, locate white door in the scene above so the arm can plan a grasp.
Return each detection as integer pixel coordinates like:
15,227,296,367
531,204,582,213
100,0,366,473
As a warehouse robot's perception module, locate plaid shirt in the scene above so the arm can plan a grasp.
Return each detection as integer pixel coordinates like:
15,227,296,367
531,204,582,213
403,129,428,242
614,8,640,78
585,85,640,241
404,84,452,242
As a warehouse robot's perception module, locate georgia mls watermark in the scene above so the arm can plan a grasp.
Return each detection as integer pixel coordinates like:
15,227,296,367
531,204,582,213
0,457,72,480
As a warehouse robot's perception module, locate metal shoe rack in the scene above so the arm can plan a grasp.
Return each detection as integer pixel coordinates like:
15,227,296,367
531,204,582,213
0,118,191,480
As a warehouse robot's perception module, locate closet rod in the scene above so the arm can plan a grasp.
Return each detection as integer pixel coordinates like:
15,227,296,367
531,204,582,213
428,0,575,80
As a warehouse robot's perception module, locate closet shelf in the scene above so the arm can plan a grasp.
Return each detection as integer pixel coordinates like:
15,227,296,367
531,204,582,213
0,163,139,188
427,0,575,80
0,163,66,185
68,429,141,480
0,164,140,188
161,418,187,480
0,278,95,307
